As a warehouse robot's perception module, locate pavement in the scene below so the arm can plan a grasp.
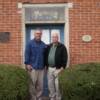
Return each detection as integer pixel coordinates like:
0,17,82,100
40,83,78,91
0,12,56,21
42,96,49,100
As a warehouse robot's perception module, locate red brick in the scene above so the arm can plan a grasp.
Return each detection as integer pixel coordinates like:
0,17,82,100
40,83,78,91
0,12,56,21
0,0,100,66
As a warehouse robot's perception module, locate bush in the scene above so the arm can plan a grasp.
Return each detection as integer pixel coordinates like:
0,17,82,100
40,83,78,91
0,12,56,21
0,64,29,100
59,63,100,100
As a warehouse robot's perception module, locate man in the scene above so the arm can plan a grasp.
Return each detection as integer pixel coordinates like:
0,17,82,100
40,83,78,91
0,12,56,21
24,29,46,100
45,30,68,100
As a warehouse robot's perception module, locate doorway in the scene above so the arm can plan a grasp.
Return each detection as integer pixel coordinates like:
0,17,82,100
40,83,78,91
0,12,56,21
25,24,65,96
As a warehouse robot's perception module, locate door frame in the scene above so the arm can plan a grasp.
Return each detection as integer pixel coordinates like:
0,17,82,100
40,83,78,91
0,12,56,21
21,3,73,67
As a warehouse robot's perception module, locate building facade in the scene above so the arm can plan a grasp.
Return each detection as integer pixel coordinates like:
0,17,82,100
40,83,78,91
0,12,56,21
0,0,100,66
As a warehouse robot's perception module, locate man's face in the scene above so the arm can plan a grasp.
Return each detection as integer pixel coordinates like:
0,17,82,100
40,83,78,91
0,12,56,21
34,31,42,41
52,34,59,44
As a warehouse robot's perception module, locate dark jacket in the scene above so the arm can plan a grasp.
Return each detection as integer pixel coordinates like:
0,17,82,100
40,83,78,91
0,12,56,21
45,43,68,69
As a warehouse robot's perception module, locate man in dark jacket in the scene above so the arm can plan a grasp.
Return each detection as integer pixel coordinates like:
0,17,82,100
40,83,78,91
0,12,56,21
45,30,68,100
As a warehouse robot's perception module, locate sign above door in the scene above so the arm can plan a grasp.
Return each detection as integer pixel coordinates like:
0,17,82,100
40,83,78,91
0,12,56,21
24,6,65,23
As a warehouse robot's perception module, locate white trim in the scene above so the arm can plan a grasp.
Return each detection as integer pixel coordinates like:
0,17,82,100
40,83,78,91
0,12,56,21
17,2,23,9
21,3,73,67
21,8,26,67
64,7,70,67
67,3,73,8
25,21,65,24
22,3,72,8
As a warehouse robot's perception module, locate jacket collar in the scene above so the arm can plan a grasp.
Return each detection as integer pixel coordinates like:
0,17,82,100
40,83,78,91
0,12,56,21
49,42,61,47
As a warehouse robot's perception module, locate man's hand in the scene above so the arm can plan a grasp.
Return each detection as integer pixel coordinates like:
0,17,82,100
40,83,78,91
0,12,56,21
60,67,64,73
54,67,64,77
26,65,33,72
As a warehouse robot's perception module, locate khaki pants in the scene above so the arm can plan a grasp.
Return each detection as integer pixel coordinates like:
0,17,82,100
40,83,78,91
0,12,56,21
28,69,44,100
48,67,61,100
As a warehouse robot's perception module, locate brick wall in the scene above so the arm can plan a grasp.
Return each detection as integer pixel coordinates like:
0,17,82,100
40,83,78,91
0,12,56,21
69,0,100,64
0,0,100,65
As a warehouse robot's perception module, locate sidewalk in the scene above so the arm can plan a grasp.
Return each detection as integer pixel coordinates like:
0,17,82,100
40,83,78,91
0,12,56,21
42,96,49,100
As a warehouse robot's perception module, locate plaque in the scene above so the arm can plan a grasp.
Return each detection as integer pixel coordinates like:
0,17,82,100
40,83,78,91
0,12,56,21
82,35,92,42
0,32,10,43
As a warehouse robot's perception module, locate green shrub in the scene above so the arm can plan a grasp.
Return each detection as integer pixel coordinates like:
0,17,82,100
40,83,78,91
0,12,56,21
59,63,100,100
0,64,29,100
